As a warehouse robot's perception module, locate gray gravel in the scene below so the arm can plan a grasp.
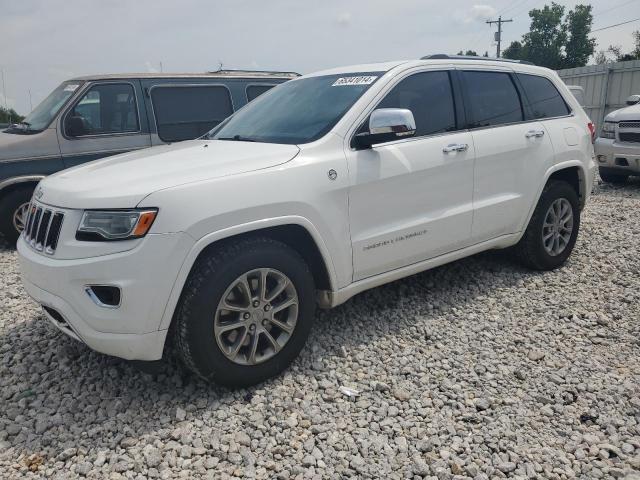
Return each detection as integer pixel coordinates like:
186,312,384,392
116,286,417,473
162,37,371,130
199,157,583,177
1,177,640,479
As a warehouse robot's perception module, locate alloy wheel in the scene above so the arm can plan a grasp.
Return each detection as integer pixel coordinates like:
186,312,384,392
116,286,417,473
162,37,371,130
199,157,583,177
214,268,299,365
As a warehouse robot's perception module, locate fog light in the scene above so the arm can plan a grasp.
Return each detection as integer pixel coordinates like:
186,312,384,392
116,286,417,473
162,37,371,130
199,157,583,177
85,285,121,308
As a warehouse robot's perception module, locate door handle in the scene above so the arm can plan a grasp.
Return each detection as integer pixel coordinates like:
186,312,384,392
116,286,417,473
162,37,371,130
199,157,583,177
525,130,545,138
443,143,469,153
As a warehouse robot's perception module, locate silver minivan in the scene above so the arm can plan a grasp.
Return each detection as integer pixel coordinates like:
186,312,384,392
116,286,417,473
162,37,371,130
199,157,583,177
0,70,297,242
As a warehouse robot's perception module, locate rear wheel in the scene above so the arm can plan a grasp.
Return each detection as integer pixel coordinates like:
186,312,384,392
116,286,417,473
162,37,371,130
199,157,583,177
599,167,629,185
175,237,315,387
0,186,34,244
514,180,580,271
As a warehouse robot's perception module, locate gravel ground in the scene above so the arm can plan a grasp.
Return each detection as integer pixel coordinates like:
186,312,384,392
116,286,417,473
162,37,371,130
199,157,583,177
1,178,640,480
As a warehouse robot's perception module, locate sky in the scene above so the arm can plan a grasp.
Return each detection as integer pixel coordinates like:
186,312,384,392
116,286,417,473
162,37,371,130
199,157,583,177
1,0,639,115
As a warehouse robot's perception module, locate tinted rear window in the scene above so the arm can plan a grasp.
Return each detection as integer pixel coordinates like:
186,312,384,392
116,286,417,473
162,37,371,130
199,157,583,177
517,73,571,119
246,85,274,102
462,71,523,128
152,86,233,142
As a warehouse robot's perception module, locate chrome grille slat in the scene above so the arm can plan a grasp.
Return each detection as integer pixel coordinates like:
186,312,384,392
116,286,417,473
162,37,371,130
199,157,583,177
619,121,640,129
23,201,65,255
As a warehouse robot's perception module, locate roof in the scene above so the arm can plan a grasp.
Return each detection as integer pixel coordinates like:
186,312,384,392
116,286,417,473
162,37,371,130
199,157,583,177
69,70,300,81
302,56,551,79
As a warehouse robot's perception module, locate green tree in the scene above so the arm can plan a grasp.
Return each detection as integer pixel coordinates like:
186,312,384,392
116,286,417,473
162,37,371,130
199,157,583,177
0,106,23,124
456,50,479,56
503,2,595,69
597,30,640,63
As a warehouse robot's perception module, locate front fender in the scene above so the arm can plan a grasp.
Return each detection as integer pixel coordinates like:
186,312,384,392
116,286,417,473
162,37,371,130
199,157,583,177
156,215,339,331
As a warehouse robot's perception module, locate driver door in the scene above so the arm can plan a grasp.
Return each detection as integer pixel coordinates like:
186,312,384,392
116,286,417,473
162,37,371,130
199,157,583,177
58,81,151,168
346,69,475,281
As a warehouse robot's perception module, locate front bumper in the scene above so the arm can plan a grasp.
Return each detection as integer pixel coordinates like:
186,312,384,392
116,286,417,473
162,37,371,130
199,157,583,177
594,137,640,174
17,232,194,361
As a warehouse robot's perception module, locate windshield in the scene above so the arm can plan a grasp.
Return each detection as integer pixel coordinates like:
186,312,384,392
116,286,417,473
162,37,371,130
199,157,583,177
14,81,83,132
209,72,383,144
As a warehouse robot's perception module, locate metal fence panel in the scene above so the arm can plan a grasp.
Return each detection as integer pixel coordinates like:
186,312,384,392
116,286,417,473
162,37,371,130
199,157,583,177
557,59,640,128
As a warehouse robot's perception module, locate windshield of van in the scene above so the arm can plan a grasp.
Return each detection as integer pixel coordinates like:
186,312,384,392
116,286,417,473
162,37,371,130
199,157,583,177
208,72,383,144
5,81,83,134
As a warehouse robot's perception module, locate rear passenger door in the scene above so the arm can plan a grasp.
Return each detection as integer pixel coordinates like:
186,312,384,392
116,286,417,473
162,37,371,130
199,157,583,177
459,69,556,243
147,84,234,145
58,81,152,167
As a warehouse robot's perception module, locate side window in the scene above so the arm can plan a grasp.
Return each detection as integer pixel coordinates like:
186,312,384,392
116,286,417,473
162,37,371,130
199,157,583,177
246,85,274,102
377,71,457,137
66,83,138,136
461,71,523,127
517,73,571,119
151,86,234,142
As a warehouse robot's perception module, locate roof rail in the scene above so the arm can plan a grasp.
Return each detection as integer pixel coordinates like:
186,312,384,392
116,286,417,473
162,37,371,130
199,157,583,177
420,54,534,66
207,69,301,77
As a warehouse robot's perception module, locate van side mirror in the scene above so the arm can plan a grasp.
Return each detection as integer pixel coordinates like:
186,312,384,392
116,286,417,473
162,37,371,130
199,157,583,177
626,95,640,106
65,116,88,137
353,108,416,149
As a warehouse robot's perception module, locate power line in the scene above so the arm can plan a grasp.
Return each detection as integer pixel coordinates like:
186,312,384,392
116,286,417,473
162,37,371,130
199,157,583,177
487,16,513,57
594,0,639,18
592,17,640,32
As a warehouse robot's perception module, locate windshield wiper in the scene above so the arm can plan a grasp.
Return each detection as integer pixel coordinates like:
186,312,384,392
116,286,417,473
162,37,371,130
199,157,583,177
217,135,257,142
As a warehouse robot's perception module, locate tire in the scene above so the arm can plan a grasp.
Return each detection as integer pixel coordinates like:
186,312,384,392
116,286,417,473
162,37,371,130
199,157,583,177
599,167,628,185
0,186,34,244
514,180,580,271
175,237,316,388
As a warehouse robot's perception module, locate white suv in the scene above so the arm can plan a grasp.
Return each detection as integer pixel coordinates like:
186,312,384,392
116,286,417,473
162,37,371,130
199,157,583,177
18,56,596,387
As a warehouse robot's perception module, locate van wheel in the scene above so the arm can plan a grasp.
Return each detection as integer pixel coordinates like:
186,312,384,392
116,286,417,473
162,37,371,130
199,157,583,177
0,186,34,244
599,167,628,185
514,180,580,271
175,237,315,387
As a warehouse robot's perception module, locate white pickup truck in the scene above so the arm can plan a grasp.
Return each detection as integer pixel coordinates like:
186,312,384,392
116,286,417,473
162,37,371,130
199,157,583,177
595,94,640,184
18,56,596,387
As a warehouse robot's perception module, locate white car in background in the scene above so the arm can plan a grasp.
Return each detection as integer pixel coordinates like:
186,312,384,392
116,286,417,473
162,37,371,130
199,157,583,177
595,94,640,184
18,55,596,387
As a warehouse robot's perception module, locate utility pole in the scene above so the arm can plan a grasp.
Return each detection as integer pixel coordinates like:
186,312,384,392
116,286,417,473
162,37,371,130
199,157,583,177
1,68,9,123
486,16,513,58
28,89,33,111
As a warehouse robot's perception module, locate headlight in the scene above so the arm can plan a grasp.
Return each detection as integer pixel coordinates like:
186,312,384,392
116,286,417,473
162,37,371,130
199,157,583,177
601,121,616,139
76,209,158,241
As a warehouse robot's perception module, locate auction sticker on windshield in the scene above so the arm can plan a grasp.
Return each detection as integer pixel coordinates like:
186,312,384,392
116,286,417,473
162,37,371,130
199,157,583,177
63,84,80,92
332,76,378,86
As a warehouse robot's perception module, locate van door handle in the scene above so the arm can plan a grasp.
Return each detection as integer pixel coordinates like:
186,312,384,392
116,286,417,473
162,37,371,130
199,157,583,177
525,130,545,138
443,143,469,153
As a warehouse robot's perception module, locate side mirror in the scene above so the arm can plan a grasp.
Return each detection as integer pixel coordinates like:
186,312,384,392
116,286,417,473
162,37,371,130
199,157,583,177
626,95,640,106
65,116,88,137
353,108,416,149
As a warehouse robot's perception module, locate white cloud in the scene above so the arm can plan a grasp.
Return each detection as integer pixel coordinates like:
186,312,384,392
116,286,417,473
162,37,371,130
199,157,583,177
470,4,496,21
454,4,497,24
336,12,351,27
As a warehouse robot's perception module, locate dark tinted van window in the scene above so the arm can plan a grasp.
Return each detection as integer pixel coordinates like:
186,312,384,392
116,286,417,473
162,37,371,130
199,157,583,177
377,71,457,137
152,86,233,142
517,73,570,119
462,71,523,127
246,85,274,102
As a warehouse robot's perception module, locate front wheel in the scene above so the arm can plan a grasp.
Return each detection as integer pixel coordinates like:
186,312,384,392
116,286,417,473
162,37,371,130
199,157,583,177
175,237,316,387
514,180,580,271
0,186,34,244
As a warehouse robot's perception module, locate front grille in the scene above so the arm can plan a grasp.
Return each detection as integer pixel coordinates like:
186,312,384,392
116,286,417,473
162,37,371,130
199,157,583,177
23,204,65,254
619,121,640,129
619,132,640,143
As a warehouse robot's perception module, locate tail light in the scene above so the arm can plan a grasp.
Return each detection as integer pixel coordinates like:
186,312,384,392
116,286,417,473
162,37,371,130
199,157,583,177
587,122,596,143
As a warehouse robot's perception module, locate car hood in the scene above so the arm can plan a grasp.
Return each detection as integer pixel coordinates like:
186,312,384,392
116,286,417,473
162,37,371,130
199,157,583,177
38,140,300,209
605,103,640,122
0,127,59,162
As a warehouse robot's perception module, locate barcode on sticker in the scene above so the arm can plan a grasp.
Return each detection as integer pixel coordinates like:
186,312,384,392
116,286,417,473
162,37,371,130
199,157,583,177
332,76,378,86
